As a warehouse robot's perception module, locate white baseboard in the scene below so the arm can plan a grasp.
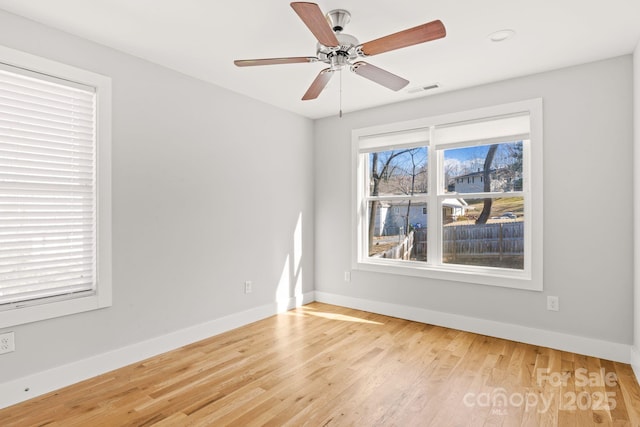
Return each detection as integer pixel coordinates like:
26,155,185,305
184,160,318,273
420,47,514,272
631,345,640,384
0,292,314,410
314,291,631,364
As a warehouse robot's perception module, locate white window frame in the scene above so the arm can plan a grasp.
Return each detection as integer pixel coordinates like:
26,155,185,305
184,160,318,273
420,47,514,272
0,45,112,327
351,99,543,291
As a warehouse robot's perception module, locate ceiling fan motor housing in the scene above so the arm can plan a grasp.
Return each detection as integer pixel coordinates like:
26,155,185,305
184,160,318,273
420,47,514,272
315,9,360,71
317,32,360,70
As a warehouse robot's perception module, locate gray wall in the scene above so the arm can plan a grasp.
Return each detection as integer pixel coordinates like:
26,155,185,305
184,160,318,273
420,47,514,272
0,11,314,382
315,55,634,344
634,42,640,362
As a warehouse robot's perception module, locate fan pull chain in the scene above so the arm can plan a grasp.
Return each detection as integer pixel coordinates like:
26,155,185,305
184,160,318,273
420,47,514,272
339,68,343,118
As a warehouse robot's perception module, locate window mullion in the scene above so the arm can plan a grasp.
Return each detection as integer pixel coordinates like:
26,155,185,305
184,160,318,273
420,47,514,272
427,127,439,266
443,191,525,199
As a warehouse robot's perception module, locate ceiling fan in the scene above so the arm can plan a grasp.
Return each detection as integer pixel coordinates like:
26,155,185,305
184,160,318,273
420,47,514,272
234,2,446,101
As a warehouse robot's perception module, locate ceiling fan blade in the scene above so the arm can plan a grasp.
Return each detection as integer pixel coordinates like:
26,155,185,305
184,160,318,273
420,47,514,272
290,2,339,47
359,20,446,56
234,57,317,67
351,61,409,91
302,68,333,100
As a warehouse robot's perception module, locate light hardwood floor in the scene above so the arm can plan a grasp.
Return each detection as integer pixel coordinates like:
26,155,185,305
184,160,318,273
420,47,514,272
2,302,640,426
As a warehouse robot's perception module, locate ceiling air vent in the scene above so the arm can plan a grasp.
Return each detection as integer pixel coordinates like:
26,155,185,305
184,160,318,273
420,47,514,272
407,83,440,94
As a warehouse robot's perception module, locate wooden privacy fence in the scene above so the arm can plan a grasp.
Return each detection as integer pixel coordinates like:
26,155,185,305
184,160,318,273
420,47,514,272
372,222,523,263
374,231,414,260
414,228,428,260
443,222,524,261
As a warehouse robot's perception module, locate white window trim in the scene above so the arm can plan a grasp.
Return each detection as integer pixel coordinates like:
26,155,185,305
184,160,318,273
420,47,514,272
351,99,543,291
0,45,112,327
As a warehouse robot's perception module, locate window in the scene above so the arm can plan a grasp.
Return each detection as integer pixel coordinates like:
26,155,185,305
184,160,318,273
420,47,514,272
0,45,112,327
352,99,542,290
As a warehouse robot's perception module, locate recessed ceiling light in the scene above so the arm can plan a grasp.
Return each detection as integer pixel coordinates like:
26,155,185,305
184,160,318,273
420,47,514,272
488,29,516,42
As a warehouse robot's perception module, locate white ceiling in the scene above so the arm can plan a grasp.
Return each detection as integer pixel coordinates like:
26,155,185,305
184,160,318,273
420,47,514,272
1,0,639,119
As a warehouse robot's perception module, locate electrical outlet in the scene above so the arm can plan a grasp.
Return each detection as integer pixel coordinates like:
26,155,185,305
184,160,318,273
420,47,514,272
244,281,252,294
547,296,559,311
344,271,351,282
0,332,15,355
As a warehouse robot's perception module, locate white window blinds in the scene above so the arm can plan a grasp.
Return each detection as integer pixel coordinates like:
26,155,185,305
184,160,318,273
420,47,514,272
0,66,97,306
433,113,530,147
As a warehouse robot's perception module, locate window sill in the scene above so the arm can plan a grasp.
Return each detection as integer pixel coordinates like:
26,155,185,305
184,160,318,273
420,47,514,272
354,259,542,291
0,293,111,328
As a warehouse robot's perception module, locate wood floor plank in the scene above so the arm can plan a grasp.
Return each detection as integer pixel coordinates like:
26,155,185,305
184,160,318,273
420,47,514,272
1,302,639,426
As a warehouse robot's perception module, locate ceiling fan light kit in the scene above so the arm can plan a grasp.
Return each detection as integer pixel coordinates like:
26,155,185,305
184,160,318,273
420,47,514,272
234,2,446,103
